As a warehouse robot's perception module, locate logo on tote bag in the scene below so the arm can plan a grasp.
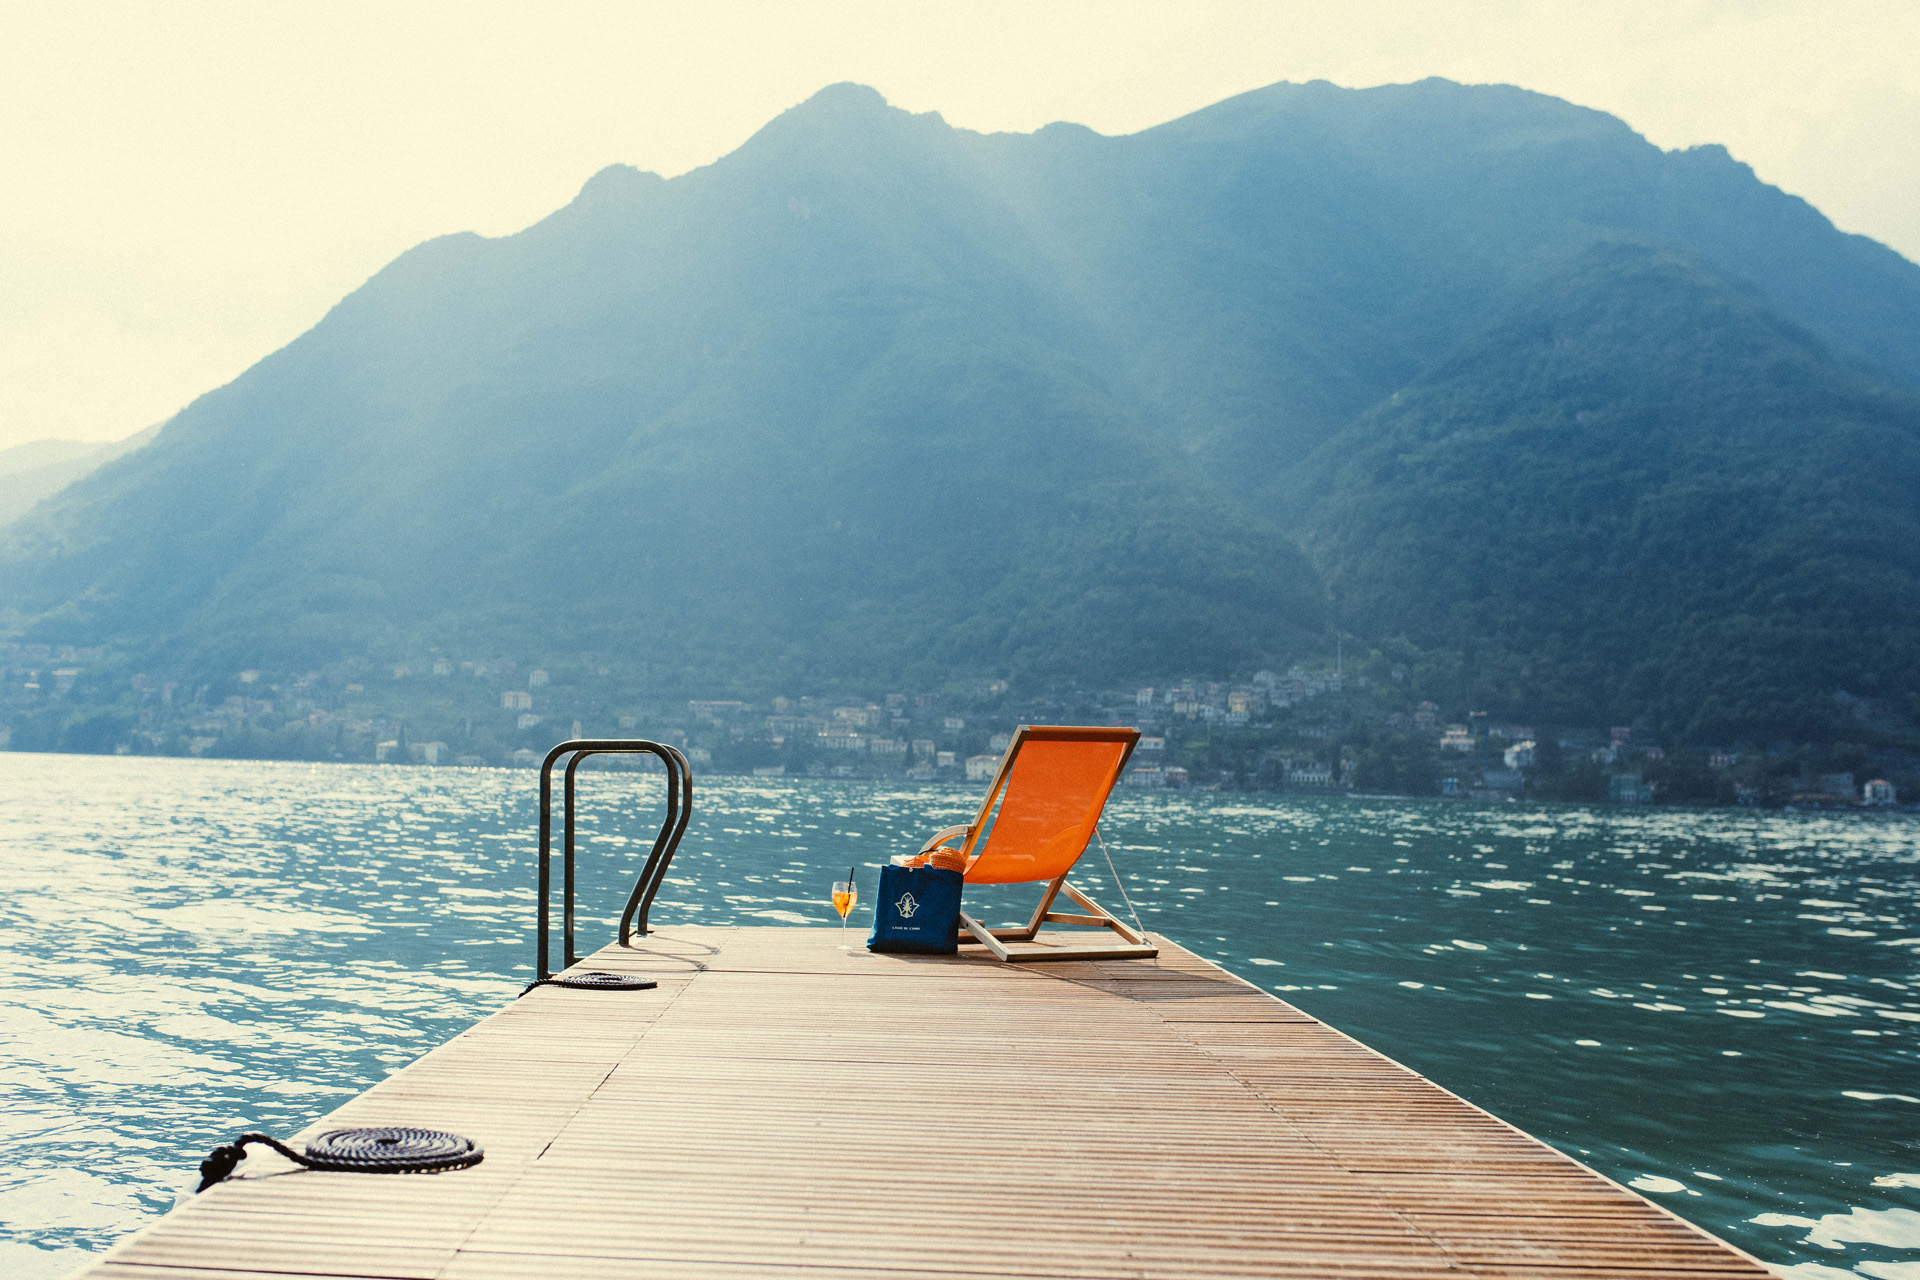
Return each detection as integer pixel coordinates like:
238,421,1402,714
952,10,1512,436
894,891,920,919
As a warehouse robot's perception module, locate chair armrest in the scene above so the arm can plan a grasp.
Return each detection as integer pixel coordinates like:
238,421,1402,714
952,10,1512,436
916,824,973,855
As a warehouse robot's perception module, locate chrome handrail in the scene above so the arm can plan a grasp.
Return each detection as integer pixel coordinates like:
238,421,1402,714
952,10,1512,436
536,739,693,981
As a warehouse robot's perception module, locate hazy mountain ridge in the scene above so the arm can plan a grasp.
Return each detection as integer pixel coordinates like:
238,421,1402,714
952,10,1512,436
3,79,1917,738
962,79,1920,494
0,439,98,479
0,424,162,528
3,83,1327,686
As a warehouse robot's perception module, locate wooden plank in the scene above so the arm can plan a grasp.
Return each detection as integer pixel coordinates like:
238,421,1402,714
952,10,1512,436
71,927,1774,1280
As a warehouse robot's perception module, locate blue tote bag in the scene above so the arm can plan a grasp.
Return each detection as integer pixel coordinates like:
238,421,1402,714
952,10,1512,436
867,864,963,954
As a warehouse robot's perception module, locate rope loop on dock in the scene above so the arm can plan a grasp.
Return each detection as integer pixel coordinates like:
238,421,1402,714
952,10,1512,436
522,968,662,994
195,1127,483,1191
196,1133,295,1191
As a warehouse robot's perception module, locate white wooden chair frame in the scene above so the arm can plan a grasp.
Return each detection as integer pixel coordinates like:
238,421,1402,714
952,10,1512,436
916,726,1157,963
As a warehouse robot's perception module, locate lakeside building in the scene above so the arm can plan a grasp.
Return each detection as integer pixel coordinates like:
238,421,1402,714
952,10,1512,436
1285,762,1335,788
1471,768,1523,800
1865,778,1897,805
817,731,866,752
1609,773,1654,804
36,645,1920,804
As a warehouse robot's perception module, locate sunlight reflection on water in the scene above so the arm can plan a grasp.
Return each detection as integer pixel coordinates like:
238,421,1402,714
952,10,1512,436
0,753,1914,1276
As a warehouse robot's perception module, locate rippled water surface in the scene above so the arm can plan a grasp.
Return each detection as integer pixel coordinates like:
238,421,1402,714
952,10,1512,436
2,753,1916,1278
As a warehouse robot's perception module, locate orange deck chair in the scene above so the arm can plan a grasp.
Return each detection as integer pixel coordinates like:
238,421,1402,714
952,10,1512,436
915,725,1157,963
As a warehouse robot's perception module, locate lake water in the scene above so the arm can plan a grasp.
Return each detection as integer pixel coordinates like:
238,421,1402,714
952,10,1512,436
1,752,1915,1279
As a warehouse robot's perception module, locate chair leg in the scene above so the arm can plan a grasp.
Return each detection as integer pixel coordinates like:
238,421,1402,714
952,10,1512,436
958,910,1014,961
1020,877,1067,939
1056,881,1149,946
961,883,1158,963
954,878,1059,947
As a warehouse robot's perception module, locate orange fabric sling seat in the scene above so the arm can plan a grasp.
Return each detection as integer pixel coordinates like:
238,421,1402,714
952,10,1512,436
915,725,1157,963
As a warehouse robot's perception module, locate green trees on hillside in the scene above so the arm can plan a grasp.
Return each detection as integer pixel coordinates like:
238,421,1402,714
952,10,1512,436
1297,244,1920,742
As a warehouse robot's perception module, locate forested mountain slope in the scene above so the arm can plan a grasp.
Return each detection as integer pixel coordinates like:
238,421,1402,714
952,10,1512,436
3,79,1916,736
1293,243,1920,740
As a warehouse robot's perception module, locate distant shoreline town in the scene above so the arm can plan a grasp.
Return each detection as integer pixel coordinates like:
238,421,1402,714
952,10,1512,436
2,643,1911,811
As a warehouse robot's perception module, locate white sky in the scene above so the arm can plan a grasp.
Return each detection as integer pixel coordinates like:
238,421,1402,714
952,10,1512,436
2,0,1915,451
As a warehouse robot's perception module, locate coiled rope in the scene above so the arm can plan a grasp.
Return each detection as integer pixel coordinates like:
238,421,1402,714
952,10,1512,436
521,969,659,994
196,1127,483,1192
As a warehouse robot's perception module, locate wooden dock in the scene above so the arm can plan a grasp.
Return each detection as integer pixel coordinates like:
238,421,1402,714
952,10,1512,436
77,927,1774,1279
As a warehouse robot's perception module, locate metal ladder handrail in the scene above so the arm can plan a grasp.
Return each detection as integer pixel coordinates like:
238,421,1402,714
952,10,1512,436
536,739,693,981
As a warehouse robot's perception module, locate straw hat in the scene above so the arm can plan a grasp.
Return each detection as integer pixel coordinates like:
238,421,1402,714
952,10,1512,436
926,847,968,874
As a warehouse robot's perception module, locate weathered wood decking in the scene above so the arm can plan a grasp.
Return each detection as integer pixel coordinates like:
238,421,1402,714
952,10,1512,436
78,928,1773,1279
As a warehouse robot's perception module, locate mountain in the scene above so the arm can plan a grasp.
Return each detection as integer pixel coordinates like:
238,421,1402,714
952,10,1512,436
959,79,1920,491
0,439,97,479
0,88,1329,687
0,425,160,527
1294,242,1920,741
3,79,1917,738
